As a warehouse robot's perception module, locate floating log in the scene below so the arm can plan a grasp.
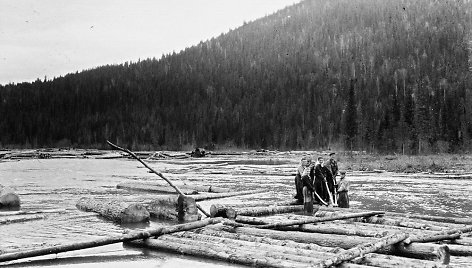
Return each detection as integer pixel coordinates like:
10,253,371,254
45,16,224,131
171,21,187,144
128,233,371,268
222,226,449,262
0,214,45,225
117,181,230,194
318,233,410,267
117,182,199,195
199,226,449,268
229,205,308,218
257,211,385,229
0,218,221,263
0,186,20,208
145,194,200,222
127,237,310,268
0,208,68,217
406,233,461,244
276,223,390,238
192,189,265,201
76,197,150,223
106,140,210,217
351,215,446,231
318,207,467,229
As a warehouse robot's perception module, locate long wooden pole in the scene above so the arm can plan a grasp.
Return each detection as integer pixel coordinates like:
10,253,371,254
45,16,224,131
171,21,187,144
257,211,385,229
316,233,409,268
106,140,210,217
0,218,221,263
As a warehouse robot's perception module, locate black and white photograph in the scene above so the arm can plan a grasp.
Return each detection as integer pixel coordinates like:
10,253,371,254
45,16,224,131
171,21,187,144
1,0,472,267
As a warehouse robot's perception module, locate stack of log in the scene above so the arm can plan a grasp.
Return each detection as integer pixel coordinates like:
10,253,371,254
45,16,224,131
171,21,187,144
125,201,472,267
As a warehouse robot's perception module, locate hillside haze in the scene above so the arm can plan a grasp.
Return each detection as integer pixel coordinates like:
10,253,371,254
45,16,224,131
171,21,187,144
0,0,471,153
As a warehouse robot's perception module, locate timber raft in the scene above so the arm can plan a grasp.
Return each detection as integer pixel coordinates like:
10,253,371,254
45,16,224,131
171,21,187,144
125,200,472,268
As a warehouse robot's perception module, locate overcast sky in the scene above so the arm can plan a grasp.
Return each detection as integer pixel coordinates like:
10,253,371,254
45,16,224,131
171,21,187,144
0,0,300,85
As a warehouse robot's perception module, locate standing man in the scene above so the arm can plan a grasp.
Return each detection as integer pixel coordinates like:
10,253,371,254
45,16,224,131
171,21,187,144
337,171,350,208
326,152,339,204
314,157,328,205
294,156,311,203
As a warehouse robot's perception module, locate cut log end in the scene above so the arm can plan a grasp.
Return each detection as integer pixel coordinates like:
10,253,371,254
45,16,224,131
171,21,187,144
121,204,151,223
0,192,21,208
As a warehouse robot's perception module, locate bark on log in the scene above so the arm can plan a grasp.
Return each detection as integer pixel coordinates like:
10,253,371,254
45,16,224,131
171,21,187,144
144,195,201,222
0,186,20,208
318,207,467,229
406,233,461,244
76,197,150,223
404,214,472,225
227,205,309,218
257,211,385,229
351,215,446,231
117,182,230,194
192,189,265,201
0,214,45,225
196,226,448,268
317,233,410,267
127,237,310,268
0,218,221,263
221,226,449,262
160,233,371,268
117,182,199,195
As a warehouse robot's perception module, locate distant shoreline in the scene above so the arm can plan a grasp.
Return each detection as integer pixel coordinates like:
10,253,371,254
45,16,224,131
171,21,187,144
1,148,471,174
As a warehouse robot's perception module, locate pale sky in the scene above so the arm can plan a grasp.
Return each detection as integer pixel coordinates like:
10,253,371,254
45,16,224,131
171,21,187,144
0,0,301,85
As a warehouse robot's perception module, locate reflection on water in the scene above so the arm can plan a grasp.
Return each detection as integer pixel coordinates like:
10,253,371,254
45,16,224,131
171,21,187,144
1,156,472,267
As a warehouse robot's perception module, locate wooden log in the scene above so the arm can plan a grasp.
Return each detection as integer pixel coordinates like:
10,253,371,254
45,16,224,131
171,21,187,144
127,237,310,268
317,233,410,267
223,226,449,262
0,186,20,208
445,244,472,256
117,182,199,195
318,207,467,229
117,182,230,194
106,141,210,217
0,208,68,217
144,195,201,222
0,214,45,225
278,223,390,238
351,215,446,231
128,234,370,268
257,211,385,229
406,233,461,244
192,189,265,201
199,226,449,268
0,218,221,263
76,197,150,223
226,205,309,218
159,233,370,268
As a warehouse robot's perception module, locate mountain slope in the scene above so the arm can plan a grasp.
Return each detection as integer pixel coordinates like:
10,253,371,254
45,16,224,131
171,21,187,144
0,0,471,152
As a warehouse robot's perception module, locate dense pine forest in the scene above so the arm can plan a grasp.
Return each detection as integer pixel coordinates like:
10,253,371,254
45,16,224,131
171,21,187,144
0,0,471,153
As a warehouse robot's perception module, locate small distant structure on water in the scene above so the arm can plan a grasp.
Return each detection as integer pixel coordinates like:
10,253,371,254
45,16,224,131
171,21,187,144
190,148,206,157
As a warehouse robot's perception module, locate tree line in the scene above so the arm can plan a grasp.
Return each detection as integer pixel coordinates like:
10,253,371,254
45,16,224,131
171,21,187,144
0,0,471,153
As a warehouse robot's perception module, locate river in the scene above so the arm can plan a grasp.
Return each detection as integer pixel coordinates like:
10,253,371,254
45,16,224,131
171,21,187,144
1,153,472,267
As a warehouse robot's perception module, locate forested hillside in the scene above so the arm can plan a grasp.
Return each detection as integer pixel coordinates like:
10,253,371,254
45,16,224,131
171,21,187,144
0,0,471,153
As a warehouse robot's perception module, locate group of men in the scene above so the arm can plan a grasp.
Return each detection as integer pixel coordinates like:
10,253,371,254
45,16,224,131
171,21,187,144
294,153,349,210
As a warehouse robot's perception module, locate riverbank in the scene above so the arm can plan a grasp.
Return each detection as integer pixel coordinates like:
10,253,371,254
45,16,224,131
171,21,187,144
1,148,471,174
338,153,472,174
